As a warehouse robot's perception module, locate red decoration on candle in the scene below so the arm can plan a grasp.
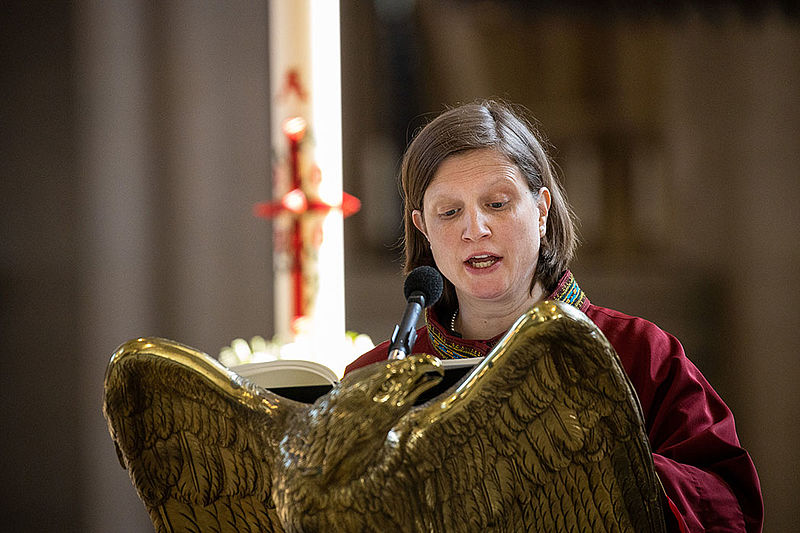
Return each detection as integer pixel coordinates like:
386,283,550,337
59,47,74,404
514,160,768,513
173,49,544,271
279,69,308,102
283,116,307,142
341,192,362,217
253,191,360,219
256,115,361,329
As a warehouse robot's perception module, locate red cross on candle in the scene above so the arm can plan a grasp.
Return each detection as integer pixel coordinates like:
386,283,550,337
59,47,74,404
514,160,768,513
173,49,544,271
278,69,308,102
255,116,360,330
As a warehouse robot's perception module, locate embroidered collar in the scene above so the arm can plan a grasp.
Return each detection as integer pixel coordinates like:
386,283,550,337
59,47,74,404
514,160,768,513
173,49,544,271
425,270,589,360
551,269,588,311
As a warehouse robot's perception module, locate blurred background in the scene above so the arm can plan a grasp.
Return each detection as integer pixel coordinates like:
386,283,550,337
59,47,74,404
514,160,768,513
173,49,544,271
2,1,798,530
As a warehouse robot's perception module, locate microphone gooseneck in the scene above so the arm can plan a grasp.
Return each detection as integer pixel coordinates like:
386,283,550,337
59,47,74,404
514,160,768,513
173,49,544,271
388,266,444,360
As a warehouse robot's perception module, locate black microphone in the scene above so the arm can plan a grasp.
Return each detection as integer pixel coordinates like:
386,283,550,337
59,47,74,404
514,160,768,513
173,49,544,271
388,266,444,360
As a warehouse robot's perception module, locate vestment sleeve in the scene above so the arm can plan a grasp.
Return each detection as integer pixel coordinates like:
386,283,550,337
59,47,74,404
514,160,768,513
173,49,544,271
630,324,763,532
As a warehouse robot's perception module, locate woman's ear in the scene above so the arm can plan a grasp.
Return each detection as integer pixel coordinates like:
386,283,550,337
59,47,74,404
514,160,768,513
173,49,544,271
537,187,552,227
412,209,428,240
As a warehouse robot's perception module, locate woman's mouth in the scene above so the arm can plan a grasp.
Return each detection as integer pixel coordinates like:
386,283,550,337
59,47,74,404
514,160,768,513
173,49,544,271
465,254,500,269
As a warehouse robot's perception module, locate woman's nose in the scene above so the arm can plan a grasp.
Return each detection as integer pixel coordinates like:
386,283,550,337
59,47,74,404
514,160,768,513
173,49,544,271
462,209,491,241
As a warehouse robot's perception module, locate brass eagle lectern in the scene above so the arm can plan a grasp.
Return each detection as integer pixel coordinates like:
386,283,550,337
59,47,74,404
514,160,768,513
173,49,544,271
103,301,666,532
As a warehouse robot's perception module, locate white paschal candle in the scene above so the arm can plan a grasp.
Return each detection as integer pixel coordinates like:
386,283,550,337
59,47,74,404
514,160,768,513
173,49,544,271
269,0,347,376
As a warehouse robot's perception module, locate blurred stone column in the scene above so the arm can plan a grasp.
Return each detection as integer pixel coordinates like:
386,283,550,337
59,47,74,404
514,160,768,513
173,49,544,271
75,0,155,530
76,1,271,529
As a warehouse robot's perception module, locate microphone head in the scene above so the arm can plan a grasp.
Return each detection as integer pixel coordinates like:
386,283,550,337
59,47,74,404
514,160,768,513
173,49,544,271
403,266,444,308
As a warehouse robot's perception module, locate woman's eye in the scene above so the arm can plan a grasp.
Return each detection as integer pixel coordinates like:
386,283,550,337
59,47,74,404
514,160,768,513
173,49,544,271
440,209,458,218
488,201,506,209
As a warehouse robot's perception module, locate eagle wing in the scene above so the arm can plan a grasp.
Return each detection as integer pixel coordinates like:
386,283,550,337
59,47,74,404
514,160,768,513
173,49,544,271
103,337,303,533
401,301,666,532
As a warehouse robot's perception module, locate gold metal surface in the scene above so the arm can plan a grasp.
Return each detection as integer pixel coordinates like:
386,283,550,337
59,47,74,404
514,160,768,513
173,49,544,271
104,301,665,532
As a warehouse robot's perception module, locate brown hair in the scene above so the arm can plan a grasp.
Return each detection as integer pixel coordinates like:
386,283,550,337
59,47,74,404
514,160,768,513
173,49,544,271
400,100,578,313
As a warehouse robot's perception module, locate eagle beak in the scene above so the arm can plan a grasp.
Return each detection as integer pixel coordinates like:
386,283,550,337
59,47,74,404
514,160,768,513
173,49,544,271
407,355,444,403
373,354,444,407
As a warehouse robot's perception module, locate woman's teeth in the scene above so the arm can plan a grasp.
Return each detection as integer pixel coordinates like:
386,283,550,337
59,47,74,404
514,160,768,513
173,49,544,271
467,255,498,268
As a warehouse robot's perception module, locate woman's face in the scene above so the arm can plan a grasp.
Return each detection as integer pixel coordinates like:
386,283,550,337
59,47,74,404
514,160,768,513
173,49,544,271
412,148,550,310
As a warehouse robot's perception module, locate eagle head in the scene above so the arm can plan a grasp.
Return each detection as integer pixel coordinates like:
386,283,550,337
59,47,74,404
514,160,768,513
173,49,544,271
337,353,444,411
278,354,443,486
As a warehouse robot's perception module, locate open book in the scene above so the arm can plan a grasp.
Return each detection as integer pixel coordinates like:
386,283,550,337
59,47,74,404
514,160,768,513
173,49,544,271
231,357,484,404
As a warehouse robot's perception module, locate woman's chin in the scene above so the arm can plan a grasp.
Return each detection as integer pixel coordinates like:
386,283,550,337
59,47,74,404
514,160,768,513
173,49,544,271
459,283,511,303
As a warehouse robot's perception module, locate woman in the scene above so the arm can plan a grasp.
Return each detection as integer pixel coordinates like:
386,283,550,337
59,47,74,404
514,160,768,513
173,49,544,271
346,100,762,532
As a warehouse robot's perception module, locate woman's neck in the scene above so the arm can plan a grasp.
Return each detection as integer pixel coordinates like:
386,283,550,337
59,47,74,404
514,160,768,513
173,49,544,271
454,281,548,340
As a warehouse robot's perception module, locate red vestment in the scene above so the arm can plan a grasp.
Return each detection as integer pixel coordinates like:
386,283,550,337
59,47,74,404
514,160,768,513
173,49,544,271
345,271,763,532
